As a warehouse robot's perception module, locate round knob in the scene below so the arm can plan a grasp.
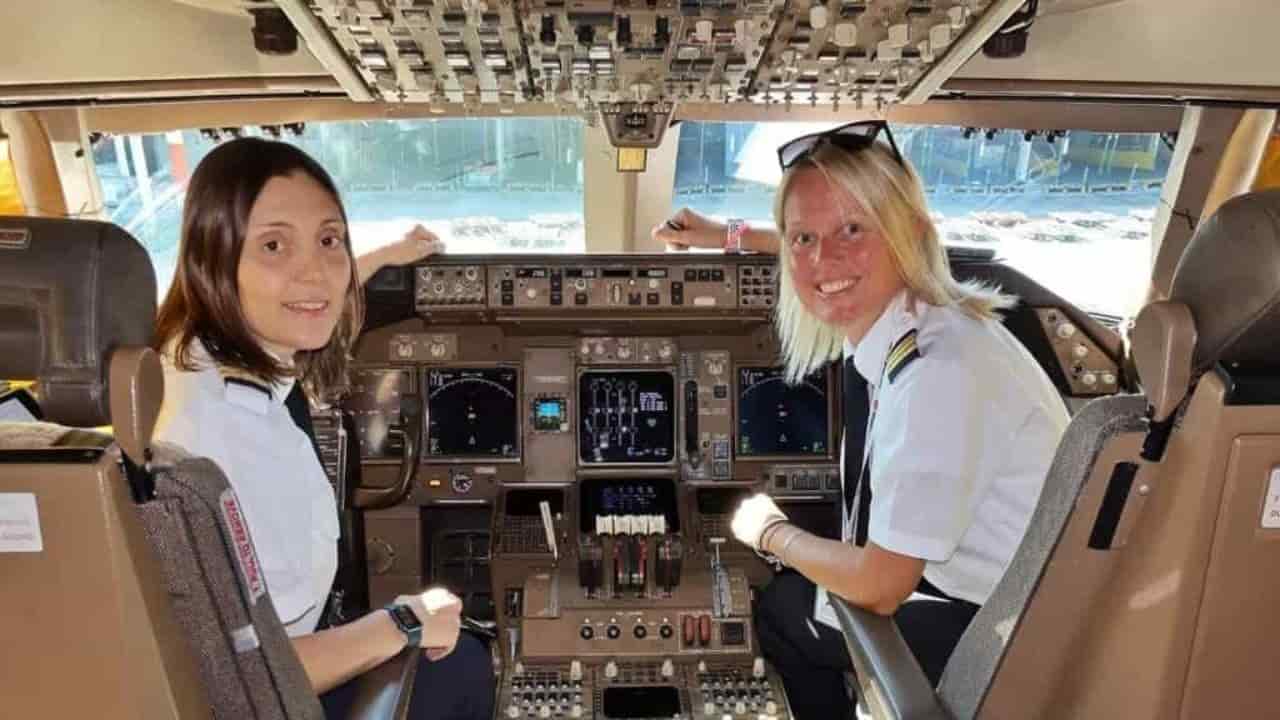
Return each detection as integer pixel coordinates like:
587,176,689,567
658,344,673,360
618,346,632,360
465,267,478,281
1072,344,1089,359
433,281,445,294
660,624,674,639
396,342,414,359
633,624,647,639
526,287,538,300
1102,372,1117,385
366,538,395,574
579,625,594,640
506,705,520,719
1056,322,1077,339
809,5,829,29
1081,372,1098,387
607,625,621,639
708,361,724,376
605,661,618,679
422,269,433,280
765,701,778,714
575,278,587,291
580,341,591,356
429,342,447,358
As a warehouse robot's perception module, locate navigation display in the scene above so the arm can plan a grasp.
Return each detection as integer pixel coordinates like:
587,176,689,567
578,370,675,464
737,365,830,458
346,368,414,460
425,366,519,459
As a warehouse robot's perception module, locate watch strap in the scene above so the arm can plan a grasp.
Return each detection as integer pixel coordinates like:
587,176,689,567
384,603,423,648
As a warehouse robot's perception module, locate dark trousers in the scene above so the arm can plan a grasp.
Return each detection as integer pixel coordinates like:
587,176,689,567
754,571,979,720
321,632,495,719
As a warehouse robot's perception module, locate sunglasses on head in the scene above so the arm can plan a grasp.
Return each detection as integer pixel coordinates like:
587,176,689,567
776,120,906,172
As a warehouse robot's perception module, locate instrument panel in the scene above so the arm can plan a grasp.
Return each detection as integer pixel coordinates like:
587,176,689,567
350,252,1124,720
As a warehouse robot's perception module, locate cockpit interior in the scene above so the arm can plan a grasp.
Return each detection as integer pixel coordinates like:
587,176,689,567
3,2,1280,719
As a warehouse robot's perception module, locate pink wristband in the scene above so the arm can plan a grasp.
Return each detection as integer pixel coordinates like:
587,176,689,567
725,218,747,253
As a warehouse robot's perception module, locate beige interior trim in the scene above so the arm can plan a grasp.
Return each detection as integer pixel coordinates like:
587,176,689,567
942,79,1280,105
1131,301,1196,423
901,0,1028,104
1147,106,1245,302
78,97,1184,137
632,123,683,252
0,76,343,105
0,110,67,217
109,347,165,463
1199,109,1278,227
583,123,635,253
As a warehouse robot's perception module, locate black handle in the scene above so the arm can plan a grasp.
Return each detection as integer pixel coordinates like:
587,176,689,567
355,394,422,509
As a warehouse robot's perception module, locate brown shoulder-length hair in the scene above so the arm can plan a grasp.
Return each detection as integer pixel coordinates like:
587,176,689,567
154,137,364,401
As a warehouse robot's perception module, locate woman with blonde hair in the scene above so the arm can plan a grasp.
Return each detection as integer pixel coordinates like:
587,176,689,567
656,121,1067,719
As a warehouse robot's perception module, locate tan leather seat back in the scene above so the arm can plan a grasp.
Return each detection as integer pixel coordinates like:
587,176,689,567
967,189,1280,719
0,216,209,719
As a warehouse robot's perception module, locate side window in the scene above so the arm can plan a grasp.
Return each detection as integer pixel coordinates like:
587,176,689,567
673,122,1174,320
90,119,588,298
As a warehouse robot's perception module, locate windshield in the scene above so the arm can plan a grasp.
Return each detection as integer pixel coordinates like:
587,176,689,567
674,122,1172,318
92,118,586,297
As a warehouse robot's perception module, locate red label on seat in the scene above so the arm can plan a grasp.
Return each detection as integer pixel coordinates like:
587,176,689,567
220,489,266,606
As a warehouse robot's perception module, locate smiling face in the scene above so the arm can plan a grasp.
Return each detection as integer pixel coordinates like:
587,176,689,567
782,167,906,343
236,172,352,360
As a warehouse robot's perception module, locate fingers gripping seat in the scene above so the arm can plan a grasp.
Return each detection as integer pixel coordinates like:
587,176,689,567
828,189,1280,720
0,217,417,720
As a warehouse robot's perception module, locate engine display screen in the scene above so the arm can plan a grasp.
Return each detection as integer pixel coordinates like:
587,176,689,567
346,368,414,460
737,365,830,458
425,366,519,459
579,478,680,534
578,370,675,464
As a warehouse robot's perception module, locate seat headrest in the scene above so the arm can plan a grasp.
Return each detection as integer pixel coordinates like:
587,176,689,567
0,216,156,427
1169,189,1280,374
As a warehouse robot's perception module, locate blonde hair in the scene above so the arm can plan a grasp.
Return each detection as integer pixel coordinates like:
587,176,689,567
772,141,1015,383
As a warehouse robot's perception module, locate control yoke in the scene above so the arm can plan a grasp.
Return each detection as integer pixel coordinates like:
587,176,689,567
355,394,423,509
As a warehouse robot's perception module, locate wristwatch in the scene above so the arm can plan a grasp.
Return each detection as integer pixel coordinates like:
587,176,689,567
725,218,748,254
384,603,423,648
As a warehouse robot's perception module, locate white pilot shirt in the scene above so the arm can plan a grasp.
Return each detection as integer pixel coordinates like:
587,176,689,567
153,341,340,638
816,290,1068,627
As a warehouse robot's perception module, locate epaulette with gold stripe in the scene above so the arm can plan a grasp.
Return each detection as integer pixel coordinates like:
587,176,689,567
886,329,921,383
219,366,274,400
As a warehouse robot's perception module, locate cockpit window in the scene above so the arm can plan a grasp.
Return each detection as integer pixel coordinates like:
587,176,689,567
91,118,586,297
674,122,1174,319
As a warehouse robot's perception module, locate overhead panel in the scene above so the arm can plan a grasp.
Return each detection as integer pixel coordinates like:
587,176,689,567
298,0,1016,145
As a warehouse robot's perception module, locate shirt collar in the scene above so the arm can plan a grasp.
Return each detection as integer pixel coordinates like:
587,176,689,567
186,338,295,412
845,289,919,388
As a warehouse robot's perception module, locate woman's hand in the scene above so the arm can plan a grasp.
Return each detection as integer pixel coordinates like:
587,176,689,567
357,224,446,285
398,587,463,660
651,208,726,251
383,225,446,266
730,493,789,552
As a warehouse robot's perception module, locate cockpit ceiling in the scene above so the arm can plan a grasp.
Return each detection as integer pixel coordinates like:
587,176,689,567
1,0,1279,113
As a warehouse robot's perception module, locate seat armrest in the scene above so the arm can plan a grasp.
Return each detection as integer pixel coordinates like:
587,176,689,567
344,647,421,720
829,597,952,720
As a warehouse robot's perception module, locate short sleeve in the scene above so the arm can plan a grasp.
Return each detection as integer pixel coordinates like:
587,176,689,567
866,353,995,562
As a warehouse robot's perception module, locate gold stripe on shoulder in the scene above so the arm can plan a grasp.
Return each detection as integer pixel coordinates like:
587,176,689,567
219,366,274,399
886,329,921,384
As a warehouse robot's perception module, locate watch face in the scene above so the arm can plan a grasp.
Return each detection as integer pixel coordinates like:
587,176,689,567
391,604,422,630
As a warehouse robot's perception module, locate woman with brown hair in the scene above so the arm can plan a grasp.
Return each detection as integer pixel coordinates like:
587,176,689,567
152,137,494,719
